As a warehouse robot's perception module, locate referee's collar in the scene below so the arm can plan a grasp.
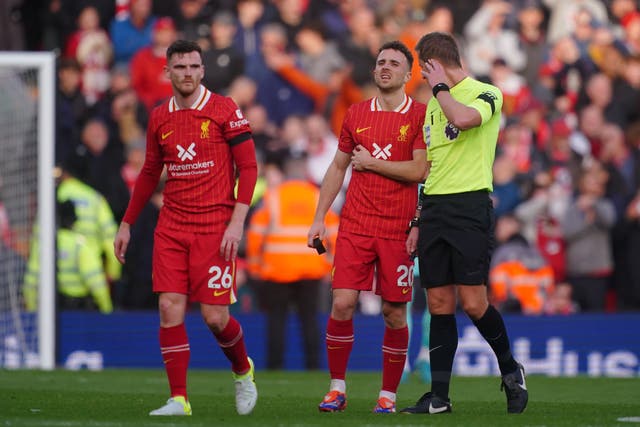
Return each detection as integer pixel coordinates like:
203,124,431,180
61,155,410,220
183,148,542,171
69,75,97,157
370,94,412,113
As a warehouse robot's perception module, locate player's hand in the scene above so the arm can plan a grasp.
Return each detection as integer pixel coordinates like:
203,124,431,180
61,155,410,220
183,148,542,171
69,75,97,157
351,145,373,171
221,221,243,262
307,220,326,248
113,222,131,264
421,58,447,89
406,226,419,256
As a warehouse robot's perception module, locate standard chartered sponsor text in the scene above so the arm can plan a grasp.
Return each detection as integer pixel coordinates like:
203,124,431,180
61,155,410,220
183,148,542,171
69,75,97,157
168,160,215,176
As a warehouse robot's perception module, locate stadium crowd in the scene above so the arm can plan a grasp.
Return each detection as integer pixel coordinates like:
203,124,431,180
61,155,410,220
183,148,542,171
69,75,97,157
1,0,640,315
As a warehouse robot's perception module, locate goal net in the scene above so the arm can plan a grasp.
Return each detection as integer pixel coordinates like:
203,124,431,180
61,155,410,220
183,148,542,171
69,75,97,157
0,52,56,369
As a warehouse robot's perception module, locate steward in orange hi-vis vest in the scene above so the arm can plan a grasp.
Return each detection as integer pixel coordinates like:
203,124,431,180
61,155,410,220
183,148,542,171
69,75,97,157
246,179,338,283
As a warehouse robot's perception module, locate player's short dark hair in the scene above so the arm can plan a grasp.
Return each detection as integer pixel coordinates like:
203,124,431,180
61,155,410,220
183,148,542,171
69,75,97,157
415,32,461,68
166,39,202,62
378,40,414,69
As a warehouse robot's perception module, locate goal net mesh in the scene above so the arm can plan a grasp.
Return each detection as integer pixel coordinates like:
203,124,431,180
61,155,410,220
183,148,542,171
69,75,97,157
0,58,53,368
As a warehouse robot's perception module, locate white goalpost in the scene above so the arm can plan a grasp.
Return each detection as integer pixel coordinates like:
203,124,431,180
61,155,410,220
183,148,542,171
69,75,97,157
0,52,56,369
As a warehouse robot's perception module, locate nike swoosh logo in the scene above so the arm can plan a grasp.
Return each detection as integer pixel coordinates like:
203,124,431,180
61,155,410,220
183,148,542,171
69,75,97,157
429,403,449,414
402,288,411,294
356,126,371,134
389,358,404,363
213,289,229,297
162,130,174,140
327,346,343,350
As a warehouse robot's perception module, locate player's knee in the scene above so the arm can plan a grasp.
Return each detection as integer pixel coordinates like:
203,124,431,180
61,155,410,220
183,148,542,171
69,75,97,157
460,299,488,320
331,299,356,320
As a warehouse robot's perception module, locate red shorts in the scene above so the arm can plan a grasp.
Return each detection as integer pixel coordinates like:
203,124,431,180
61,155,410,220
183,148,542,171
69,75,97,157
152,227,237,305
332,231,414,303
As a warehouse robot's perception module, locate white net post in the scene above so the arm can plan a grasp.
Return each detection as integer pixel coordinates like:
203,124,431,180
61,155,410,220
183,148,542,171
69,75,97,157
0,52,56,369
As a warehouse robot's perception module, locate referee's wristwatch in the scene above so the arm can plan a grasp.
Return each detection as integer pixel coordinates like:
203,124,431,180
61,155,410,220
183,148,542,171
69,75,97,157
406,216,420,234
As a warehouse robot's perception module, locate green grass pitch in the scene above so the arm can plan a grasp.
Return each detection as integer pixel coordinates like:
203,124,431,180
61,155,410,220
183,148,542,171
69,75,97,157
1,369,639,426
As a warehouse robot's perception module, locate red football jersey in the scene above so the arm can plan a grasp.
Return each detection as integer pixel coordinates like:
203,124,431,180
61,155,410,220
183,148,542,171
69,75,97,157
123,85,254,233
338,95,426,240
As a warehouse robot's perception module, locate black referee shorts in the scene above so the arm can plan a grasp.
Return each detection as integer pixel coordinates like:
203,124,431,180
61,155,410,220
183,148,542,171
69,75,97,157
417,190,495,288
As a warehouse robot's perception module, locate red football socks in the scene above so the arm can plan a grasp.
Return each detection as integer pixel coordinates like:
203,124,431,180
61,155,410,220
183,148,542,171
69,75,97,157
159,323,190,399
325,317,354,380
381,325,408,393
214,316,250,374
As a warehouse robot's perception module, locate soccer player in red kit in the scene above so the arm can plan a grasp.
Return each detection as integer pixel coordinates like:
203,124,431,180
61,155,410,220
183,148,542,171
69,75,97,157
307,40,428,413
113,40,258,416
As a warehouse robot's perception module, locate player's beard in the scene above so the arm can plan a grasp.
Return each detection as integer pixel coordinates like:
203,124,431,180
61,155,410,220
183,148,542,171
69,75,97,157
176,79,199,98
377,80,403,94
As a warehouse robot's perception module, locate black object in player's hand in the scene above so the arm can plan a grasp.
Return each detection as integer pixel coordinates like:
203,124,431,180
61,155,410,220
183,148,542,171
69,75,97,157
313,237,326,254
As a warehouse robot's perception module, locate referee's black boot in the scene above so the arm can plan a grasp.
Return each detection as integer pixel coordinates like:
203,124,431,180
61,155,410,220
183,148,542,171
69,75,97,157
399,391,452,414
501,363,528,413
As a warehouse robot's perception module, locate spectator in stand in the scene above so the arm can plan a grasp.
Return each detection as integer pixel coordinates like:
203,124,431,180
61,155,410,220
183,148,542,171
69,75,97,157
295,20,346,88
610,0,639,39
41,0,115,53
202,11,245,95
488,58,532,117
234,0,268,82
263,21,361,136
246,151,338,370
269,0,309,45
175,0,214,48
464,0,526,82
543,0,608,44
513,96,551,164
539,36,596,115
544,281,578,314
92,64,148,152
515,0,549,99
492,153,524,218
227,75,258,112
562,160,617,312
599,123,640,311
244,103,278,158
620,10,640,55
253,22,313,126
615,188,640,310
63,5,113,105
336,6,379,89
130,17,177,113
598,43,640,128
570,103,605,159
121,139,146,195
599,123,640,217
489,213,555,315
110,0,156,66
55,58,89,166
71,118,129,223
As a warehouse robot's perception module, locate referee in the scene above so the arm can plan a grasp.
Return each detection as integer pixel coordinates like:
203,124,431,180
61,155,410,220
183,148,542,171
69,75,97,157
401,32,528,415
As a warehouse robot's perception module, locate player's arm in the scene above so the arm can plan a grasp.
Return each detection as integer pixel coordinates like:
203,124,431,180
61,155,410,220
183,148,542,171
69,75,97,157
114,123,163,264
223,136,258,262
351,146,428,182
307,149,350,246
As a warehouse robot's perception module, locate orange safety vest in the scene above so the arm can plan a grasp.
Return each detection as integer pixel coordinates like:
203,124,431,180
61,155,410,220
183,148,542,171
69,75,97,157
489,260,555,315
246,180,339,283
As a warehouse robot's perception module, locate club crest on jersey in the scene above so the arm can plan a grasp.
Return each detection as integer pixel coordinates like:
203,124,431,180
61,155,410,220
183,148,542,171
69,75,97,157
177,142,196,161
397,123,410,141
201,120,210,139
444,122,460,140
